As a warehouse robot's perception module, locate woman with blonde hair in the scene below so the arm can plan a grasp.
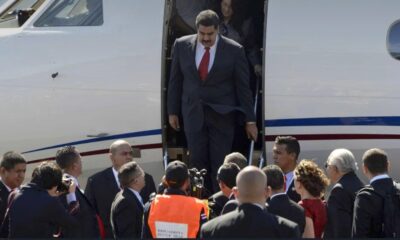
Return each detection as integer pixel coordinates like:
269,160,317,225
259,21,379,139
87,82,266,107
294,159,329,238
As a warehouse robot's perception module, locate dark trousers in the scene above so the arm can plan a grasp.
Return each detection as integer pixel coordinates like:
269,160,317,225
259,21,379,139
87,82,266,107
185,108,235,194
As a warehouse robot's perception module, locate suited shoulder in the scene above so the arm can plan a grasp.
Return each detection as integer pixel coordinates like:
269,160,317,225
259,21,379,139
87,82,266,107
111,191,125,207
274,214,300,236
175,34,197,44
332,182,344,191
219,35,243,49
275,214,298,228
201,210,235,232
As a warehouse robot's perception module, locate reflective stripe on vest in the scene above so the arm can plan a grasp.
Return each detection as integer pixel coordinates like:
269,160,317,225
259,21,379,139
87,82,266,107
148,194,207,238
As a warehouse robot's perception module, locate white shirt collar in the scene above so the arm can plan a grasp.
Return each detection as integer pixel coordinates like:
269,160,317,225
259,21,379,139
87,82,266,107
285,171,294,193
270,192,287,200
112,167,121,189
370,174,390,184
128,188,144,206
252,203,265,210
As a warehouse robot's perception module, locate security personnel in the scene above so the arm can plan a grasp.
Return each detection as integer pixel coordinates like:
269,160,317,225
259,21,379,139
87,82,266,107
142,161,208,238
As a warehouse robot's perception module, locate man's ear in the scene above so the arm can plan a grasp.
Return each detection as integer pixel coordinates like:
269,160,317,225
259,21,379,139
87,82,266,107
289,152,297,162
232,186,238,198
219,181,227,190
362,163,368,176
265,186,272,198
0,167,6,176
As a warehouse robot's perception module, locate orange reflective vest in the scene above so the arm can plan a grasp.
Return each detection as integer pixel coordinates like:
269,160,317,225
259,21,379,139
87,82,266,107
148,194,208,238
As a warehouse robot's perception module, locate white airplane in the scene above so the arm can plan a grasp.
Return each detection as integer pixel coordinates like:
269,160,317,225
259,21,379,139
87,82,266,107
1,0,400,187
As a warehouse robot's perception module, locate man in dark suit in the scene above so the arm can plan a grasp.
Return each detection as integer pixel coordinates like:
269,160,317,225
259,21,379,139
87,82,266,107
324,148,364,238
85,139,156,238
167,10,257,193
208,162,240,217
201,166,300,238
55,146,100,238
111,161,145,238
0,152,26,224
8,162,79,238
352,148,395,238
264,164,306,235
272,136,301,202
0,151,26,237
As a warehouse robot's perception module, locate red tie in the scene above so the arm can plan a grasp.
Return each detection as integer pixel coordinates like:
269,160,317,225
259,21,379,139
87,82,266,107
198,47,210,81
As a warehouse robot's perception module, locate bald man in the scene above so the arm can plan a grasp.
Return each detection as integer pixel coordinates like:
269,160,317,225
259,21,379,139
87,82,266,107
201,166,300,238
85,140,156,238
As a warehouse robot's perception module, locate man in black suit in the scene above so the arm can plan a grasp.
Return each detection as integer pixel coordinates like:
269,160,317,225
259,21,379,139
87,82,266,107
352,148,395,238
111,161,145,238
0,151,26,237
8,162,79,238
85,139,156,238
201,166,300,238
264,164,305,235
272,136,301,202
208,162,240,217
0,152,26,224
168,9,257,192
324,148,364,238
55,146,100,238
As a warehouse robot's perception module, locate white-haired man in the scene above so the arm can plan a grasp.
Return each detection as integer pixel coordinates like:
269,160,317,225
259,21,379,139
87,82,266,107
324,148,364,238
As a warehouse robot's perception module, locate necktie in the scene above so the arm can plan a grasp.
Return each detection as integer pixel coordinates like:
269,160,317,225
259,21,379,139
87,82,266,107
198,47,210,81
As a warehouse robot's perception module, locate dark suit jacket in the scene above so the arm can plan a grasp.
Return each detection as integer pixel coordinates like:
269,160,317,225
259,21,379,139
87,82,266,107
352,177,393,238
324,171,364,238
221,199,239,215
0,181,10,226
8,183,79,238
201,203,300,238
140,173,156,204
0,181,10,238
268,193,306,234
60,175,99,238
208,191,229,217
85,168,155,238
287,180,301,203
85,167,119,238
167,34,255,133
110,188,144,239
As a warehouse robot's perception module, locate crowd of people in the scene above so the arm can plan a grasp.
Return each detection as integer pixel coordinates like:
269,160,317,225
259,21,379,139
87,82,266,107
0,136,397,238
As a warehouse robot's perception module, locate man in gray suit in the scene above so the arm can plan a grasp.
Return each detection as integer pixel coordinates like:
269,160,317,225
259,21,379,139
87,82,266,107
167,10,257,193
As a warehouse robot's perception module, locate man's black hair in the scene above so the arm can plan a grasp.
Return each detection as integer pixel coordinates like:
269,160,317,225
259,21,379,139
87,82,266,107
0,151,26,170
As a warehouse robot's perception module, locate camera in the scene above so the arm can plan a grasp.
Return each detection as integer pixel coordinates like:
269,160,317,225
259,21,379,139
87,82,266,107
57,177,72,193
188,168,207,198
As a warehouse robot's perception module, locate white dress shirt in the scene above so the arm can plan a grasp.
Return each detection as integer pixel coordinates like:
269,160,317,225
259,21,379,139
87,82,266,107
195,35,219,72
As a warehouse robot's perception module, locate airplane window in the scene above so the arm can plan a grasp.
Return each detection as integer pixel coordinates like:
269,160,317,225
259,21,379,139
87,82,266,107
388,20,400,60
0,0,44,28
34,0,103,27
